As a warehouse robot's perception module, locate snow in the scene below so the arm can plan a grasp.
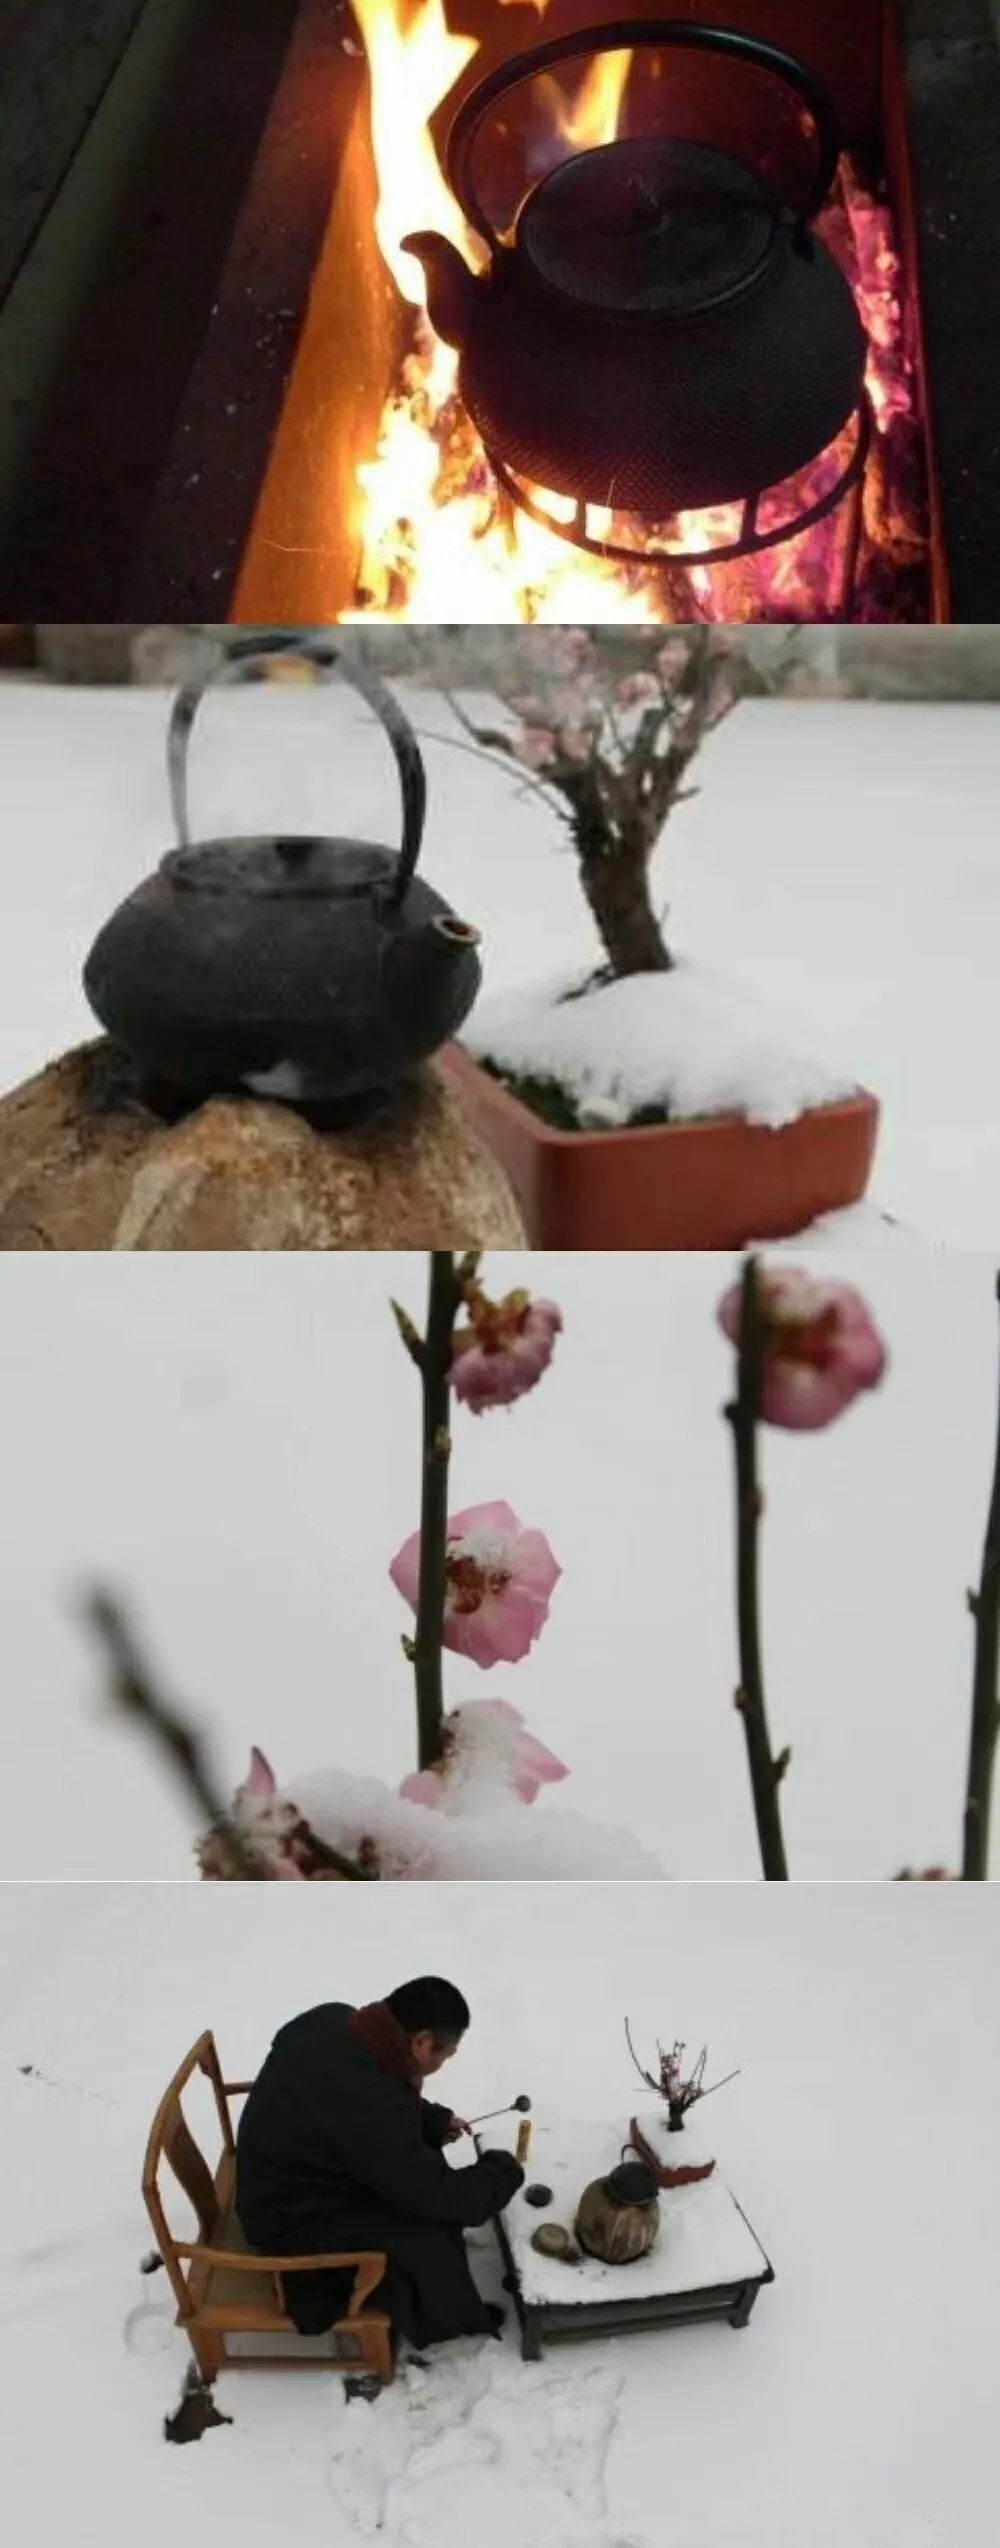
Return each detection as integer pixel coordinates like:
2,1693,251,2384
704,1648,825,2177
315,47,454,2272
289,1767,664,1880
2,1245,998,1878
504,2117,767,2302
0,681,999,1238
465,962,856,1131
627,2098,719,2171
1,1879,997,2548
327,2347,625,2538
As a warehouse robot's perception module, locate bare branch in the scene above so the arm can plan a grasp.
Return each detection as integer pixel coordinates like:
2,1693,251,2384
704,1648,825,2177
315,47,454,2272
696,2067,742,2102
418,715,569,820
624,2015,660,2094
80,1590,368,1881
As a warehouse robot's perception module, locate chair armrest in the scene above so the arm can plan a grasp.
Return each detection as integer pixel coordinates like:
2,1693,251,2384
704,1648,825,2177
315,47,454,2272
175,2244,388,2312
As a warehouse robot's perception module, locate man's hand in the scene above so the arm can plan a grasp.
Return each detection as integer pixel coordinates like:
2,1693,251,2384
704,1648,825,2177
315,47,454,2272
445,2115,473,2142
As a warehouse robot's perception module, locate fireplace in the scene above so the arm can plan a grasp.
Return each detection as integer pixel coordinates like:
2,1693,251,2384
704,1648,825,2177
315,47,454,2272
1,1,996,623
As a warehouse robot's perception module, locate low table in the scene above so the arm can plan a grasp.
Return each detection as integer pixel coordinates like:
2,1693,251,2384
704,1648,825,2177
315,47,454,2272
491,2114,774,2363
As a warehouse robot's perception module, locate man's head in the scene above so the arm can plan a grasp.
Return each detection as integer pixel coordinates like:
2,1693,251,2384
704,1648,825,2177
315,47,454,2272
385,1976,470,2076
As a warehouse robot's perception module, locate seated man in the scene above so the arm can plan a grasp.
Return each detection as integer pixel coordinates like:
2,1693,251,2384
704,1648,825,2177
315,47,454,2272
235,1976,524,2349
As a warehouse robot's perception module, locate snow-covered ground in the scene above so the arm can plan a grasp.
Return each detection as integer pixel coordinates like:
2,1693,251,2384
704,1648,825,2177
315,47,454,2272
1,1246,997,1879
0,681,999,1243
0,1880,996,2548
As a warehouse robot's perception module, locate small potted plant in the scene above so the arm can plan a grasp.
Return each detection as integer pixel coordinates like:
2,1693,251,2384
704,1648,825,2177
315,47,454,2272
625,2028,740,2187
440,628,879,1248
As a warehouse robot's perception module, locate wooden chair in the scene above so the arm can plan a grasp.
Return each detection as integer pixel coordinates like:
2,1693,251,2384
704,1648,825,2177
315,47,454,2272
142,2030,394,2384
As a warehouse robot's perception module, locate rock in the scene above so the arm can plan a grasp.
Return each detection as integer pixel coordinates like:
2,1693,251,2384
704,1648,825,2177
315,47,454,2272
0,1041,526,1251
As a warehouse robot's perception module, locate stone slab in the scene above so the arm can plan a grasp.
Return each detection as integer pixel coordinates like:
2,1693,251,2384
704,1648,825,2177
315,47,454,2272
0,1039,526,1251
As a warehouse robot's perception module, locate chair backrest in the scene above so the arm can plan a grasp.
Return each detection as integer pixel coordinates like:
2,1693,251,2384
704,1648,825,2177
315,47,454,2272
161,2099,218,2243
143,2031,238,2316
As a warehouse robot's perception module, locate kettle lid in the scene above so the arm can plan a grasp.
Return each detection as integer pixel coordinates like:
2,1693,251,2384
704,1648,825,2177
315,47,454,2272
606,2159,659,2207
447,21,843,267
161,839,397,898
520,138,778,318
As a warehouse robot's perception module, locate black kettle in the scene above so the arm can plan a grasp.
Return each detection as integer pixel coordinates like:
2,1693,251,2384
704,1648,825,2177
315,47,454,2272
403,20,867,518
575,2156,662,2266
83,633,482,1109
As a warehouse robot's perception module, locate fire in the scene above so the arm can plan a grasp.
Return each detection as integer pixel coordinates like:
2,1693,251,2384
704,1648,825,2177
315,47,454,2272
349,0,478,304
344,4,927,625
543,45,633,153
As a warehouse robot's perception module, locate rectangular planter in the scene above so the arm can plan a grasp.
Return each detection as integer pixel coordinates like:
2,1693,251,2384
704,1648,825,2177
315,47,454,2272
442,1046,880,1251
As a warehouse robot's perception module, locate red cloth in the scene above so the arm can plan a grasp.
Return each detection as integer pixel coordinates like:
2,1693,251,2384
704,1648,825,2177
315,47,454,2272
347,2001,422,2098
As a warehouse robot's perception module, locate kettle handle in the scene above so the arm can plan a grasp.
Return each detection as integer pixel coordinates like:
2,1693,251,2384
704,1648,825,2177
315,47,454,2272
167,630,427,907
447,18,842,247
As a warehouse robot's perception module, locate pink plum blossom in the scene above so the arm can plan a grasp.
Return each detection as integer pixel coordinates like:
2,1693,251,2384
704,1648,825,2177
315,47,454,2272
513,725,557,768
616,672,661,708
200,1750,380,1879
717,1267,887,1431
400,1698,569,1809
547,682,598,728
399,1768,449,1808
548,629,595,674
240,1761,659,1876
389,1498,561,1666
199,1748,306,1879
451,1284,562,1412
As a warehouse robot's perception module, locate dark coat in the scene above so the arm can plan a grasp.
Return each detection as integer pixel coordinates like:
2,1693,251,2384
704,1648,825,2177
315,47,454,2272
235,2001,522,2344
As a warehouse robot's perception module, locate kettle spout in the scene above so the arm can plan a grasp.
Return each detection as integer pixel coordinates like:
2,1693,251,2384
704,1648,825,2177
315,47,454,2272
381,911,482,1060
400,231,480,350
432,915,481,959
420,913,483,1034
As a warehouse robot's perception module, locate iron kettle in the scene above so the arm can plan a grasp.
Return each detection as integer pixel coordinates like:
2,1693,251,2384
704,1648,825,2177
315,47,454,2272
575,2156,662,2266
83,633,482,1109
403,19,867,519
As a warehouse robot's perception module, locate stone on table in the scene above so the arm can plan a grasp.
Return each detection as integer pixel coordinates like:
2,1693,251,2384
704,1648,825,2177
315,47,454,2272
0,1039,526,1251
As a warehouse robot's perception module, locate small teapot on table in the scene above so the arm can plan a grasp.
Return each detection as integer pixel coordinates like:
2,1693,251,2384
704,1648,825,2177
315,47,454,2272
575,2156,661,2266
83,632,482,1111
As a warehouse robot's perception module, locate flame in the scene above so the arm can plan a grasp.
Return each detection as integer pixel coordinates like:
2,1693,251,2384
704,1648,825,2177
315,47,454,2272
344,3,927,624
550,47,632,152
349,0,477,303
345,1,650,622
347,324,661,623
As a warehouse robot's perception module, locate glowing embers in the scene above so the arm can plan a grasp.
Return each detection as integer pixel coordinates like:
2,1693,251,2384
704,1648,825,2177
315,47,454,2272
485,396,871,610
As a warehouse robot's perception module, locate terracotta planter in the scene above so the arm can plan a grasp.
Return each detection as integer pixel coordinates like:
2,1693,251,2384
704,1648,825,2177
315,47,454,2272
443,1046,880,1251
